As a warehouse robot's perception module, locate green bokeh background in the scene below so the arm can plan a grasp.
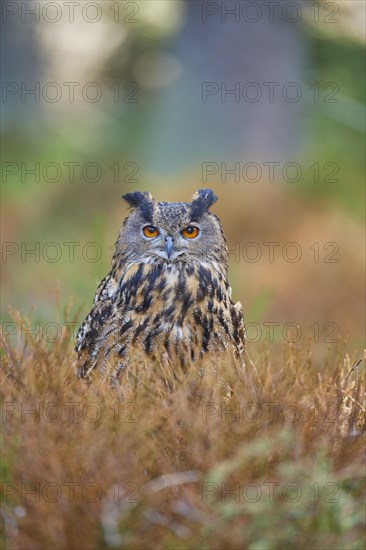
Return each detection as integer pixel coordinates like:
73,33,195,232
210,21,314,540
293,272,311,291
1,1,365,352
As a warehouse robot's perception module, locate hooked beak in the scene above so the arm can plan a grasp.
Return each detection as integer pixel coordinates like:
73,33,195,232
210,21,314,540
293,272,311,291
164,236,174,259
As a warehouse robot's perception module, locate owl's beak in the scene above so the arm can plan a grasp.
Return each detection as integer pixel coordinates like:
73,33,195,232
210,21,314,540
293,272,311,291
164,236,174,259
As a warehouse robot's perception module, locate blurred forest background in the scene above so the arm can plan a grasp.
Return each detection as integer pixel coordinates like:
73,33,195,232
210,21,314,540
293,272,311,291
1,0,365,354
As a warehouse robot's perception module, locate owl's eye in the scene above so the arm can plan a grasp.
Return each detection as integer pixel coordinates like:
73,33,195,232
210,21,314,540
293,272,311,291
181,226,199,239
143,226,159,238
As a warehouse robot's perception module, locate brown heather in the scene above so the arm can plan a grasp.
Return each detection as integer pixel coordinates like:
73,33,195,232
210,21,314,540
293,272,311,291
1,307,365,550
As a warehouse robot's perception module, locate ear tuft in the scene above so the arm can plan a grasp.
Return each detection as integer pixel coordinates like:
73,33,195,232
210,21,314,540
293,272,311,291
122,191,154,208
191,188,218,220
122,191,155,221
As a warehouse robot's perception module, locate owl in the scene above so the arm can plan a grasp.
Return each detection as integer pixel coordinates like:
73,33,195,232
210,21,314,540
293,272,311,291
75,189,245,385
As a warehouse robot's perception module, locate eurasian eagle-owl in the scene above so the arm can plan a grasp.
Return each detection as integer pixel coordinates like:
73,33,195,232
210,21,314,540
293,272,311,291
76,189,245,384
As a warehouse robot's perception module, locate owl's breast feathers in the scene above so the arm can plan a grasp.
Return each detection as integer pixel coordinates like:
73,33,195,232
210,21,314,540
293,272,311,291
76,260,245,381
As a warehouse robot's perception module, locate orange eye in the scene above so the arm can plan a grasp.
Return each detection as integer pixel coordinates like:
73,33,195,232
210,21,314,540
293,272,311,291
181,226,199,239
143,226,159,238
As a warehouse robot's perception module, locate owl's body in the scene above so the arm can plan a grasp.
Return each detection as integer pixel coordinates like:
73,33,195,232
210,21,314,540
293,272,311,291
76,189,245,384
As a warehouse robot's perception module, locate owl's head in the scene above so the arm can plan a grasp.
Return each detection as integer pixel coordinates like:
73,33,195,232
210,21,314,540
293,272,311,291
117,189,227,267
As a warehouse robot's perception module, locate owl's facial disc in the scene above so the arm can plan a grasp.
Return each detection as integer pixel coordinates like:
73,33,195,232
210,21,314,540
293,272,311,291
120,191,225,266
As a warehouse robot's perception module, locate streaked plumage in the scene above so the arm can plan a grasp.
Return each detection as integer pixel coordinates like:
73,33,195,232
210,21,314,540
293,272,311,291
76,189,245,385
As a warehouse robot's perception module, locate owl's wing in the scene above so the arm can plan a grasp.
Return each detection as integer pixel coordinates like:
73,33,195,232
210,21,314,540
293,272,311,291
75,270,120,377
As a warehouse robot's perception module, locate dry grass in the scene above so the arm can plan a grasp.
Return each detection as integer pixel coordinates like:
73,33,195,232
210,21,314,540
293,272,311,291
1,308,365,550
